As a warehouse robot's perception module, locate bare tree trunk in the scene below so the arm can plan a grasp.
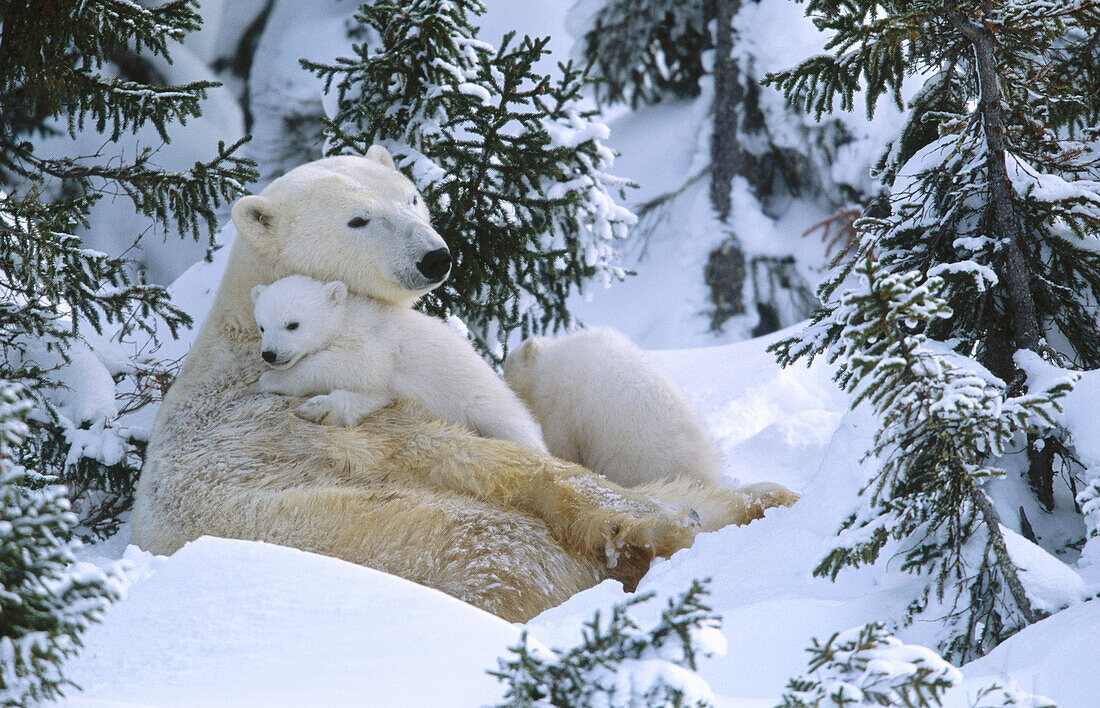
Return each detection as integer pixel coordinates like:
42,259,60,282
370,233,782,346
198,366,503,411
709,0,744,221
946,1,1041,352
947,1,1055,509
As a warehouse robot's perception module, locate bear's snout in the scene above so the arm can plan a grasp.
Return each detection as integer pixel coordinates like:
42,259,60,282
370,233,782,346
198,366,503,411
416,248,451,282
262,350,277,364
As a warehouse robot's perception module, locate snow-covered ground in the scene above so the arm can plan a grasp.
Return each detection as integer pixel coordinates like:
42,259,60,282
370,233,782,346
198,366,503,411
62,319,1099,706
40,0,1100,705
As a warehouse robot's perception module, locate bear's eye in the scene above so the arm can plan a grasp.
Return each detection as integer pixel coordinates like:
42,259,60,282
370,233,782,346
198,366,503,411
409,195,419,206
259,326,265,333
347,216,371,228
286,322,299,331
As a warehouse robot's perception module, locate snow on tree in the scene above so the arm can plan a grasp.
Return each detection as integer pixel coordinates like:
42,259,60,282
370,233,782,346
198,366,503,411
0,382,120,706
302,0,634,360
775,259,1074,660
0,0,257,535
766,0,1100,509
767,0,1100,660
777,622,961,708
777,622,1055,708
491,580,723,708
579,0,882,335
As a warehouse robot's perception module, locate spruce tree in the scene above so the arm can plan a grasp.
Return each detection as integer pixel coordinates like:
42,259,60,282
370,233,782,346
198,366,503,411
491,580,722,708
303,0,634,359
766,0,1100,504
581,0,850,334
777,623,960,708
0,0,257,534
582,0,711,109
766,0,1100,658
777,260,1071,659
0,383,120,705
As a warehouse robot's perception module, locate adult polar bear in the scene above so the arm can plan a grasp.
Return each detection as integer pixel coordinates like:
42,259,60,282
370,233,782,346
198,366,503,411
132,148,796,622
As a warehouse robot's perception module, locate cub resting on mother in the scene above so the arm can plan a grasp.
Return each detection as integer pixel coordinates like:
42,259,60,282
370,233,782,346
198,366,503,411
131,147,798,622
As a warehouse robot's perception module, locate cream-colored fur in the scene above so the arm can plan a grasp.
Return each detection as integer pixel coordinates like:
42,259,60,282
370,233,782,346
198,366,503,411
505,328,723,487
131,149,797,622
252,275,546,451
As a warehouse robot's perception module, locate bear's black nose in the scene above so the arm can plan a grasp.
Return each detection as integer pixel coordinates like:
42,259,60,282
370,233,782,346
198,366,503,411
262,350,277,363
416,248,451,282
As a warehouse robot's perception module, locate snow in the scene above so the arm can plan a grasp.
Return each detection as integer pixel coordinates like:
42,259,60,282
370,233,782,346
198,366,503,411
64,537,526,708
34,0,1100,705
60,325,1100,706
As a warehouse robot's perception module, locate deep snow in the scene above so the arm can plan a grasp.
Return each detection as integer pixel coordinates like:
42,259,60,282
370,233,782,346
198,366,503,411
60,319,1098,706
34,0,1100,705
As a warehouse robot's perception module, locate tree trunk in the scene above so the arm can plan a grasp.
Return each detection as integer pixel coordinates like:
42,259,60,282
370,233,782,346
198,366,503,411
709,0,744,221
947,1,1055,509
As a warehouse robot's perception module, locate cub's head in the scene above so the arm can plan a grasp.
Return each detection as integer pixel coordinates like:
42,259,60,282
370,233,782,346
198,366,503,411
502,336,547,401
231,145,450,308
250,275,347,369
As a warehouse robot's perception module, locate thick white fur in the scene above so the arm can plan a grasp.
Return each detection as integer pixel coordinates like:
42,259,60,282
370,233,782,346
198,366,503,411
252,275,546,451
131,149,797,622
504,327,722,487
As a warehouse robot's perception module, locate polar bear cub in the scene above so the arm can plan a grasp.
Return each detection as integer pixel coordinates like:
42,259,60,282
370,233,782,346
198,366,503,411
504,327,722,487
251,274,546,451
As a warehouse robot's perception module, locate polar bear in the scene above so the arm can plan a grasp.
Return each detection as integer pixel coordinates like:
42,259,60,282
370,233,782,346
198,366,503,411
504,327,722,487
131,147,797,622
250,274,545,450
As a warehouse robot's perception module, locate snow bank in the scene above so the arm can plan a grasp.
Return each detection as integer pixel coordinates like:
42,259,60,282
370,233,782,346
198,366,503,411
62,536,522,707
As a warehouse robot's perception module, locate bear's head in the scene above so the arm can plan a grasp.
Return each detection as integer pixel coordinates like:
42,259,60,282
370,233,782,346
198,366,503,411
251,275,348,369
502,336,548,401
231,145,449,308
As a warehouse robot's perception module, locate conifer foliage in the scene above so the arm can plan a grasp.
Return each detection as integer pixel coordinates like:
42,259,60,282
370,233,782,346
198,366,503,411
582,0,711,108
491,580,722,708
0,0,256,533
0,383,119,706
777,623,961,708
777,261,1072,659
767,0,1100,659
304,0,634,359
766,0,1100,501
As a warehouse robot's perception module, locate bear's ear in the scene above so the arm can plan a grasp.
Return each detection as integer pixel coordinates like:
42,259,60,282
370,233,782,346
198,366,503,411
323,280,348,306
232,195,281,258
250,284,266,304
366,144,396,170
516,336,545,362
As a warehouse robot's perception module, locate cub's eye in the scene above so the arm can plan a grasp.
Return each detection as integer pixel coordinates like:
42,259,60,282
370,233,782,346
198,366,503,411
410,195,419,206
259,326,265,333
347,216,370,228
286,322,299,331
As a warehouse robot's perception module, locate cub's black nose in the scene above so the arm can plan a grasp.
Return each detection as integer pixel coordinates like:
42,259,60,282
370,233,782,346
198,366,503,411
262,350,277,363
416,248,451,282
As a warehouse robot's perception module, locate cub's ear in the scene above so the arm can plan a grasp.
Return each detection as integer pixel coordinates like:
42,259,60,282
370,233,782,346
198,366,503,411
250,284,266,304
515,336,545,362
366,144,396,170
323,280,348,305
232,195,281,258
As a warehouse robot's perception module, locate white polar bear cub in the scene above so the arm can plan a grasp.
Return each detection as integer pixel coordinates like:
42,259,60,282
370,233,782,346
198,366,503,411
504,327,722,487
251,274,546,451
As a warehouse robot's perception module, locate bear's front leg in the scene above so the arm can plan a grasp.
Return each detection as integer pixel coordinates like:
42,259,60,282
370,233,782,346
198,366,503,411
257,368,306,395
297,389,392,427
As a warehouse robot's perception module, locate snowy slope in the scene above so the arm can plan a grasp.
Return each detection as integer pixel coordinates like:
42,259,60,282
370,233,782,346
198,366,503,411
64,537,524,707
63,315,1099,706
46,1,1100,705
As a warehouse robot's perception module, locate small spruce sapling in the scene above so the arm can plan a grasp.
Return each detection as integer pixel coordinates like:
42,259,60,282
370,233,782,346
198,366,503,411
491,579,723,708
0,383,120,705
777,622,961,708
775,260,1073,660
